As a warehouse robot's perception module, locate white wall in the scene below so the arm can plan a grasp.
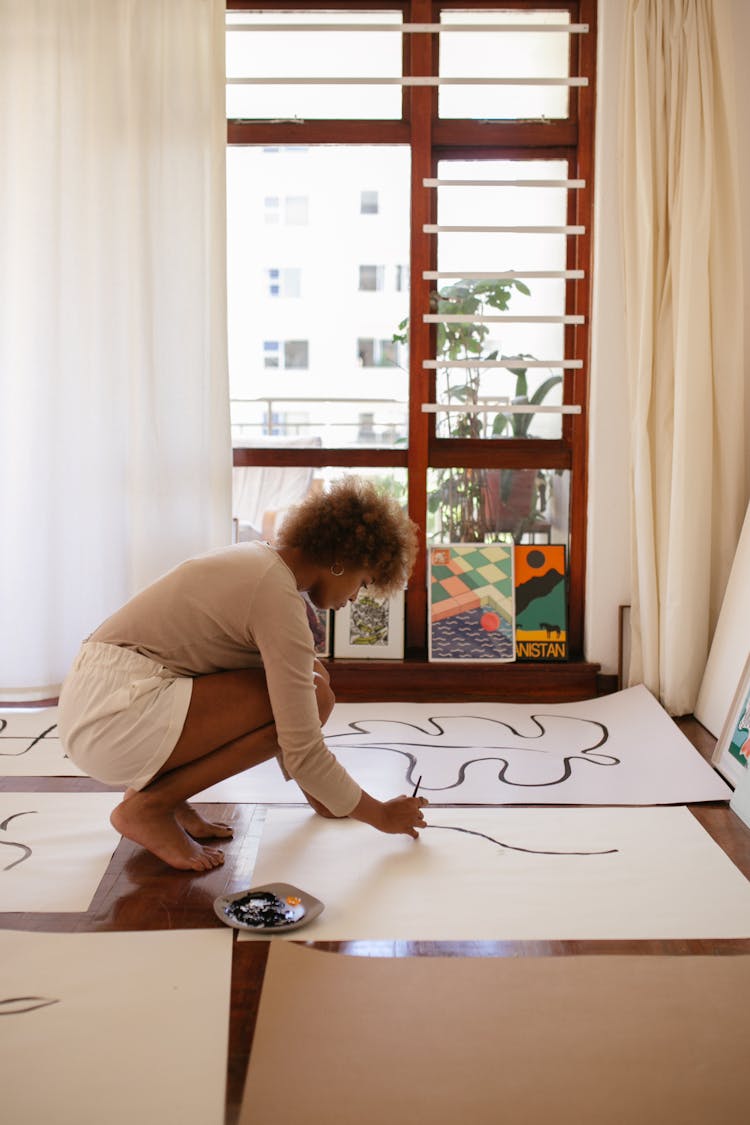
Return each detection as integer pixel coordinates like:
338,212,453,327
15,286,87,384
584,0,750,676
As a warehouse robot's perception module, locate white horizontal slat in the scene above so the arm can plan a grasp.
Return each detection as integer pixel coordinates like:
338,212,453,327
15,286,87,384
227,76,588,87
424,224,585,235
423,270,585,280
423,359,583,369
226,23,589,35
423,315,584,325
421,404,581,414
423,178,586,188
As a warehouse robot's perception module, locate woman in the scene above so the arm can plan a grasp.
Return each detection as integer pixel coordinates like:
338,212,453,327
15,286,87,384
57,476,427,872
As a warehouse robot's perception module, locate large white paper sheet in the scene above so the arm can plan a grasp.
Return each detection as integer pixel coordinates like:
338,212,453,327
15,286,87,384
242,945,750,1125
199,685,731,806
0,929,232,1125
239,806,750,941
0,708,85,778
0,793,121,911
322,685,731,804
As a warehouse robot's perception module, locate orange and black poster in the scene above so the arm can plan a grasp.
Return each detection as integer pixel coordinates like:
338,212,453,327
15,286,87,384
514,545,567,660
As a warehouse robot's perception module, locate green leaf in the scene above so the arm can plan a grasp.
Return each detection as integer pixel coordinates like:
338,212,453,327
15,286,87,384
529,374,563,405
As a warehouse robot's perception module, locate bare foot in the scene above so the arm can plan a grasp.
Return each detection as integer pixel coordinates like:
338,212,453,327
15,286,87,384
175,801,234,840
110,796,225,872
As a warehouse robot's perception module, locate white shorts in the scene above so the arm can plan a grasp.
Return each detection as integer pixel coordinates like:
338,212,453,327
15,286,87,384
57,641,193,790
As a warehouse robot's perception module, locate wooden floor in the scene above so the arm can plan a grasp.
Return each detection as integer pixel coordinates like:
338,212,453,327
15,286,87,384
2,716,749,1125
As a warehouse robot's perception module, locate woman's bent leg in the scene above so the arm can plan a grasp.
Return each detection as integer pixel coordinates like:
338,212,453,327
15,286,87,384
110,666,334,871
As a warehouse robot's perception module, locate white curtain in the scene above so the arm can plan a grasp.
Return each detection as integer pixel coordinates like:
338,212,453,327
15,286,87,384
0,1,231,700
620,0,746,714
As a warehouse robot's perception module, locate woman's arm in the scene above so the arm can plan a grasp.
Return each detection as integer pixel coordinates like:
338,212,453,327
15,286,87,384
302,786,428,839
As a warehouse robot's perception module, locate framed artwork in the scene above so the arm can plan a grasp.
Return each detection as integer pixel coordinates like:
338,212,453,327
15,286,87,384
429,543,515,662
303,597,331,658
333,588,404,659
514,544,567,661
712,653,750,787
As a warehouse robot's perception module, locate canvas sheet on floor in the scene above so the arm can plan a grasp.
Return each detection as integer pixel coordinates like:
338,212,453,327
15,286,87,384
0,708,83,777
238,806,750,941
199,685,731,805
0,928,232,1125
0,793,121,912
241,944,750,1125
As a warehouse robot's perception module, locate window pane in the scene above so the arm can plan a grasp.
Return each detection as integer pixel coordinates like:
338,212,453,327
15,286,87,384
361,190,379,214
233,466,408,543
438,10,572,120
427,467,570,548
433,158,570,440
226,12,403,120
228,146,410,448
284,340,309,368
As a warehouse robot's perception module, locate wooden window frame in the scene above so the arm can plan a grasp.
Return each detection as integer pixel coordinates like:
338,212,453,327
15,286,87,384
227,0,599,699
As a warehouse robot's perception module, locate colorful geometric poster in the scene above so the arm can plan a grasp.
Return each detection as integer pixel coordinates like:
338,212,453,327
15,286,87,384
429,543,515,662
514,544,567,660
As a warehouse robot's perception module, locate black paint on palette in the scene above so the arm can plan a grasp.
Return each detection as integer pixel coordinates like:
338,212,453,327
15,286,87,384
223,890,305,929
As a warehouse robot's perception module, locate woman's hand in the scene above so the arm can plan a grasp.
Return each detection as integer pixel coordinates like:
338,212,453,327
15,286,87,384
379,795,430,838
350,790,429,839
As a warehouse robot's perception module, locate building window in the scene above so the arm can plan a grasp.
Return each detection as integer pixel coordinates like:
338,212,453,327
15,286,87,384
358,264,385,292
266,268,302,298
358,338,398,367
284,340,309,368
263,339,309,369
361,190,379,214
263,341,279,368
285,196,309,224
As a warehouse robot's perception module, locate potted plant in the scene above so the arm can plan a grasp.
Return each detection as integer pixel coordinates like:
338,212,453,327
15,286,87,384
394,278,561,543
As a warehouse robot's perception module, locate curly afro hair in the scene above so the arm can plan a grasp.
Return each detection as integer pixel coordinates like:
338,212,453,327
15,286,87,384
276,476,418,596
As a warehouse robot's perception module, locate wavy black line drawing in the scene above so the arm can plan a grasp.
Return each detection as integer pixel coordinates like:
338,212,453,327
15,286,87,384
0,996,60,1015
0,810,38,871
327,713,617,792
0,715,57,738
0,728,58,758
424,823,618,856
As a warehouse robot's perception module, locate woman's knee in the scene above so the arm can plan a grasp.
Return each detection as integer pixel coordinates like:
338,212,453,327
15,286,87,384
314,672,335,726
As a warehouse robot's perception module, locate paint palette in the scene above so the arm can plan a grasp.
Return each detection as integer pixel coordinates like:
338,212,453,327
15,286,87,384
213,882,324,934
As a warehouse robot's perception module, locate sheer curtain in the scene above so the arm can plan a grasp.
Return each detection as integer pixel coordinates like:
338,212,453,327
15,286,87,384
620,0,746,714
0,1,231,700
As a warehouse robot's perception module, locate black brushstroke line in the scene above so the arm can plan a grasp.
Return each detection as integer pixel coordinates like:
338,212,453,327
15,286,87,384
0,725,58,756
327,714,619,790
0,996,60,1015
0,810,37,871
424,823,618,856
336,713,609,751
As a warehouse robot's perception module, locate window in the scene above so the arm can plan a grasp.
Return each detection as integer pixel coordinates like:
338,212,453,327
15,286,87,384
227,1,596,669
361,190,379,214
262,339,309,369
284,340,309,368
358,264,385,292
358,338,399,368
264,195,308,224
266,268,301,298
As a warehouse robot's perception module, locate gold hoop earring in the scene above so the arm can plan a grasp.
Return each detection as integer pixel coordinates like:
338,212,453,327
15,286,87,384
330,563,344,577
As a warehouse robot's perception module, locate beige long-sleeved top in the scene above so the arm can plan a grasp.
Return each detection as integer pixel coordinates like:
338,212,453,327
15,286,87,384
89,542,362,817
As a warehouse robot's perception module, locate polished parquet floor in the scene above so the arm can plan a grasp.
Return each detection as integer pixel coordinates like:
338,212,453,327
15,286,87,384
1,714,749,1124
